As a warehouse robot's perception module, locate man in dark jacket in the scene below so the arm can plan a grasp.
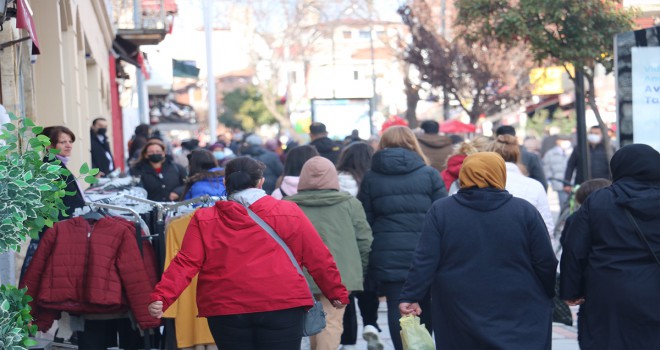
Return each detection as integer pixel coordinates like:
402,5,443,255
309,122,342,164
496,125,547,189
563,126,612,188
240,134,283,194
416,120,453,173
90,117,115,176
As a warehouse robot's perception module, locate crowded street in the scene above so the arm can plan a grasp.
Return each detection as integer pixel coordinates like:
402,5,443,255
0,1,658,350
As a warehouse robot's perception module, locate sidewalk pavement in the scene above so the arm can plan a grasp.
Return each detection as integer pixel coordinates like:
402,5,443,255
302,301,578,350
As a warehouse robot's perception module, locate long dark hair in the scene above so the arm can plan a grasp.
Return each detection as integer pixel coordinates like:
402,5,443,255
336,142,374,185
224,157,266,195
181,149,224,199
283,145,319,177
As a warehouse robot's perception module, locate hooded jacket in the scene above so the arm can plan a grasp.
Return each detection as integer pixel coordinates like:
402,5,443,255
183,167,226,200
286,190,372,293
416,133,453,173
440,154,467,192
150,191,349,316
560,144,660,350
357,148,447,282
400,188,556,350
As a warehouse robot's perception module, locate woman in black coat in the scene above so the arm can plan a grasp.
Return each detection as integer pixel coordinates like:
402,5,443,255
399,152,557,350
560,144,660,350
131,139,187,202
357,126,446,350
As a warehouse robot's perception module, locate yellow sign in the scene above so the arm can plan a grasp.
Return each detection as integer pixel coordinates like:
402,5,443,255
529,65,574,95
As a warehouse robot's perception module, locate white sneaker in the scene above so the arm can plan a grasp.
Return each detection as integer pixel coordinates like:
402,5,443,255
339,345,358,350
363,325,384,350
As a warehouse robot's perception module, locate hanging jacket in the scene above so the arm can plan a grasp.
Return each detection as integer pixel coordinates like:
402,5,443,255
357,148,447,283
150,191,349,317
21,217,161,331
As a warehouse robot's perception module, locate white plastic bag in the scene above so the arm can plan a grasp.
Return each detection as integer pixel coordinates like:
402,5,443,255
400,315,435,350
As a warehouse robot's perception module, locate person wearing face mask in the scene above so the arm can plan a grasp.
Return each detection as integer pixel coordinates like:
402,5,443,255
542,135,572,212
131,139,187,201
208,142,235,167
90,117,115,177
563,126,612,192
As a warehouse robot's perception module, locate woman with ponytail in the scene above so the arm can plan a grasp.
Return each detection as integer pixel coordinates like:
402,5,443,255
149,157,349,350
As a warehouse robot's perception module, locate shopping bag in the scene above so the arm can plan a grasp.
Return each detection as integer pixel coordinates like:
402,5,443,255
400,315,435,350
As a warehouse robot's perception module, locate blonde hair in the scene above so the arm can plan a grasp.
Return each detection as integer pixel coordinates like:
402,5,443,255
379,126,429,164
470,135,494,152
487,134,528,175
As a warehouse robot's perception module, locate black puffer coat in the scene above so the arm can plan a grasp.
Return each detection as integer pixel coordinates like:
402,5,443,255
358,148,446,282
241,145,283,195
131,158,187,202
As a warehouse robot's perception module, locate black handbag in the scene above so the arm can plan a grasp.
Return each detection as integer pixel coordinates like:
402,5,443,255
552,275,573,326
242,205,327,336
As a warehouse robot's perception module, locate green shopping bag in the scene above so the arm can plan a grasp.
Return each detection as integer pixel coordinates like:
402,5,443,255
400,315,435,350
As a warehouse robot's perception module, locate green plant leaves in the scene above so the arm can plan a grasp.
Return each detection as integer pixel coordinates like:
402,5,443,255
0,286,36,348
79,162,90,174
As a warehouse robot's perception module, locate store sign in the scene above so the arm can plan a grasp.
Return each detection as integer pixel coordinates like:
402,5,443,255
529,65,573,96
631,47,660,151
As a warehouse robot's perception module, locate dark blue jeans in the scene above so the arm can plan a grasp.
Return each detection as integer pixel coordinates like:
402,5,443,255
207,307,304,350
382,282,432,350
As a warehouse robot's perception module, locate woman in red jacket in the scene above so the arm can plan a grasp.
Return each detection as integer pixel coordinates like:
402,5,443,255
149,156,349,350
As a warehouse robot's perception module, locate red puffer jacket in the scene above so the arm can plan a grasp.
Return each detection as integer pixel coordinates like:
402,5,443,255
150,195,349,317
21,217,161,331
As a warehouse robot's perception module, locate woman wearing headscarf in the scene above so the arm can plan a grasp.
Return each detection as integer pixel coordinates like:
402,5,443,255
399,152,557,350
560,144,660,350
357,126,446,350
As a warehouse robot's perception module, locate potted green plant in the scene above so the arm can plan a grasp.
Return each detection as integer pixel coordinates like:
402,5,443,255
0,113,96,349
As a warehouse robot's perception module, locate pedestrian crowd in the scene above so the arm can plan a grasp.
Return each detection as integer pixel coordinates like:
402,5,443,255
23,118,660,350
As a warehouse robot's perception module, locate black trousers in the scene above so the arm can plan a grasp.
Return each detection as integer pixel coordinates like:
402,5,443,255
207,307,304,350
382,282,432,350
340,291,382,345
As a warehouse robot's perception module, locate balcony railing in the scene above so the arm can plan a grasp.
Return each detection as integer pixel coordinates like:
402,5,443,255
112,0,176,45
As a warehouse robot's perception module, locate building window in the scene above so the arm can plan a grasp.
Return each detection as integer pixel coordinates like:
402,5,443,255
343,30,352,39
353,71,359,80
376,30,385,37
359,30,371,39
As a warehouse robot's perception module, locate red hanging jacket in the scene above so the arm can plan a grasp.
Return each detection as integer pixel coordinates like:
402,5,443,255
21,217,161,331
150,195,349,317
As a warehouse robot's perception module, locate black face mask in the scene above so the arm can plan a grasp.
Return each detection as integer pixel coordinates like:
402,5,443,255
97,128,107,136
147,154,164,163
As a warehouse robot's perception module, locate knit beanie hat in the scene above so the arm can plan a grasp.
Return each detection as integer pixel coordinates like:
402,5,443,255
298,156,340,191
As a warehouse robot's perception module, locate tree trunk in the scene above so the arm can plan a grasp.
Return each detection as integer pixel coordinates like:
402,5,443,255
585,70,614,161
404,78,420,128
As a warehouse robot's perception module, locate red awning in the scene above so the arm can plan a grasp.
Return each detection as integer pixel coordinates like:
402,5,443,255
15,0,40,54
440,119,476,134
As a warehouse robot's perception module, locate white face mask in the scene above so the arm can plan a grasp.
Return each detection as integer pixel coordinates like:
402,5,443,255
587,134,602,144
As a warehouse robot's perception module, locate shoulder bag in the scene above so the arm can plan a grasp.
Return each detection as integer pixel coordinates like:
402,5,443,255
242,205,327,336
624,208,660,268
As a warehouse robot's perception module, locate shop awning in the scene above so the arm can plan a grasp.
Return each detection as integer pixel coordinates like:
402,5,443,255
173,59,199,78
142,0,178,13
440,119,476,134
15,0,40,54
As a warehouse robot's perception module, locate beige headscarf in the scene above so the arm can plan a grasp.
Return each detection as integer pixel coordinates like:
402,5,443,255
297,156,340,191
458,152,507,190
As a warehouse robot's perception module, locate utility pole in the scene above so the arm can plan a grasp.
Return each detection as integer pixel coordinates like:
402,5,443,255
368,0,377,136
204,0,217,143
575,68,591,182
133,0,149,124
